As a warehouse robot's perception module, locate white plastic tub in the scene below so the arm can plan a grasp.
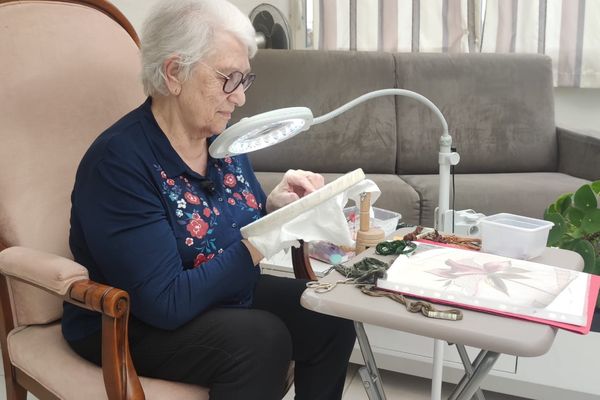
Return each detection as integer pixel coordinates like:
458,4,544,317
479,213,554,259
344,206,401,239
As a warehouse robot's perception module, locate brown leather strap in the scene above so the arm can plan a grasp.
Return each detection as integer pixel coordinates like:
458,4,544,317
359,285,463,321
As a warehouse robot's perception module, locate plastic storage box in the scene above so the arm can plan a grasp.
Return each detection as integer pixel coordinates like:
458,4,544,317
344,206,401,239
479,213,554,259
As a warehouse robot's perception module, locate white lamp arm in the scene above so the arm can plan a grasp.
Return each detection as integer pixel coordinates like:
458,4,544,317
209,88,458,231
313,88,456,231
313,89,449,138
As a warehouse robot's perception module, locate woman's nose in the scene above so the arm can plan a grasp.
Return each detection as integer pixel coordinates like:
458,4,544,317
228,85,246,107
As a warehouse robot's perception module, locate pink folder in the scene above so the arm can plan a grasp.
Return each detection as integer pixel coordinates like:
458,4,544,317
407,275,600,334
378,241,600,334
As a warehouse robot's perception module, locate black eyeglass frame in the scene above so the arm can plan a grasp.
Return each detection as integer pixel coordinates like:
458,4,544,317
198,61,256,94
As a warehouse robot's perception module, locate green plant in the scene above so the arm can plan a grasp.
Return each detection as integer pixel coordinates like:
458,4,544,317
544,180,600,278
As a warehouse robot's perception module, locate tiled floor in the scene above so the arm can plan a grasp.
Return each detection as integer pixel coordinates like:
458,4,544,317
0,361,529,400
282,363,530,400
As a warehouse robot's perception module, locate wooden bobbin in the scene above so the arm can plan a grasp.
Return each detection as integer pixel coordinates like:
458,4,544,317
355,192,385,254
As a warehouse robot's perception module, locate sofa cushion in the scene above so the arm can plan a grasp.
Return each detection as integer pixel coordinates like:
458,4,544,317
7,323,208,400
401,172,590,227
236,50,398,174
394,53,557,175
256,172,420,226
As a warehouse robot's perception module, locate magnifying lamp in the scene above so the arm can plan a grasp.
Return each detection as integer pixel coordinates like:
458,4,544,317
209,88,460,231
210,88,461,400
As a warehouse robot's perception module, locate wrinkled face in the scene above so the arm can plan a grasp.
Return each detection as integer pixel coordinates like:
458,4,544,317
178,32,251,138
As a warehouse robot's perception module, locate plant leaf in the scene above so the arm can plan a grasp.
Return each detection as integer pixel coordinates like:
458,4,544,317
567,227,585,239
566,240,597,273
544,205,557,219
566,207,585,226
592,257,600,276
581,209,600,235
573,184,597,211
545,213,567,246
590,180,600,195
555,193,573,215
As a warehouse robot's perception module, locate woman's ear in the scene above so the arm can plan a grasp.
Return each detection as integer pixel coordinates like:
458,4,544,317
162,56,182,95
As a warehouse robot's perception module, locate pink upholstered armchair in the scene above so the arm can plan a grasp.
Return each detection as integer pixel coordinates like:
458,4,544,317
0,1,295,399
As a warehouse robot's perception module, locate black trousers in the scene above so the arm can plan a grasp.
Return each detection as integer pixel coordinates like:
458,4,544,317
68,275,356,400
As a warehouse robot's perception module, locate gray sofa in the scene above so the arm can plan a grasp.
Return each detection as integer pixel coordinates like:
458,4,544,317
234,50,598,227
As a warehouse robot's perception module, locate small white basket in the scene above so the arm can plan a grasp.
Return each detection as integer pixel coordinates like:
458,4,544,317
480,213,554,259
344,206,401,239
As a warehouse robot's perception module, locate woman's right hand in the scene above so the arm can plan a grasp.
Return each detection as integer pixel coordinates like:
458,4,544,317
266,169,324,213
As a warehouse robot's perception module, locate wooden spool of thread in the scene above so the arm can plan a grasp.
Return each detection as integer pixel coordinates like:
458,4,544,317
355,192,385,254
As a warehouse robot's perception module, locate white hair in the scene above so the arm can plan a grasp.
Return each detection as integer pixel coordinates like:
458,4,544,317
140,0,257,97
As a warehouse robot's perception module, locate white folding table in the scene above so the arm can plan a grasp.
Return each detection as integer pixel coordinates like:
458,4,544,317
300,243,584,400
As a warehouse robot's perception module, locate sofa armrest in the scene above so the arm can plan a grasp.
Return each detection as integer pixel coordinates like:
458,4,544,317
557,127,600,181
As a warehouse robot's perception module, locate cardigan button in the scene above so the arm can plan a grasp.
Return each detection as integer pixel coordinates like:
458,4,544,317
231,223,237,228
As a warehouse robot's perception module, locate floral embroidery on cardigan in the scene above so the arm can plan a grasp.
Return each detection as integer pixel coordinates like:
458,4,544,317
153,156,263,268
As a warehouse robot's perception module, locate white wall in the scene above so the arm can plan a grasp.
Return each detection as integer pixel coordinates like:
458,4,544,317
554,88,600,132
111,0,599,133
111,0,161,33
230,0,290,19
111,0,289,36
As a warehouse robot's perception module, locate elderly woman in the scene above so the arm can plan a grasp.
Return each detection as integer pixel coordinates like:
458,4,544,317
61,0,355,399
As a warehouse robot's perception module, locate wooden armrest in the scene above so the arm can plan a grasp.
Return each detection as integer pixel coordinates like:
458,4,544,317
67,280,143,399
0,247,144,400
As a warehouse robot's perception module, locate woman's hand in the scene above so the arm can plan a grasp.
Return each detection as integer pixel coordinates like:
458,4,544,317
266,169,325,213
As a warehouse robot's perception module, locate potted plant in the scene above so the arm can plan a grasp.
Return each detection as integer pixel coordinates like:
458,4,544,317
544,180,600,330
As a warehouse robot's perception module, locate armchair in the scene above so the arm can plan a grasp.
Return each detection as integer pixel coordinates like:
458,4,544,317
0,1,293,399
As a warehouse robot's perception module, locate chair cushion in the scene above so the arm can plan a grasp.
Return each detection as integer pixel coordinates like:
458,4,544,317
7,323,209,400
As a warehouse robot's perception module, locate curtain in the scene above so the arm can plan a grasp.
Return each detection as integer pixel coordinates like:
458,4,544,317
309,0,599,87
481,0,600,87
311,0,471,52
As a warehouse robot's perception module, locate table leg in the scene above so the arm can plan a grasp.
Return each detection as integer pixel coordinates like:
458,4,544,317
455,345,486,400
354,321,387,400
447,350,487,400
448,351,500,400
431,339,444,400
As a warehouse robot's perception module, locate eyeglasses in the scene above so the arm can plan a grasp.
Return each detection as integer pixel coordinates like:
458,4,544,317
198,62,256,94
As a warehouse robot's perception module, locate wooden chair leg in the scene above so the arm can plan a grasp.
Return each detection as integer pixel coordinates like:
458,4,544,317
0,274,27,400
4,372,27,400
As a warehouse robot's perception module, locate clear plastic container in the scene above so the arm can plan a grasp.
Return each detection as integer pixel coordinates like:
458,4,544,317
479,213,554,259
344,206,401,239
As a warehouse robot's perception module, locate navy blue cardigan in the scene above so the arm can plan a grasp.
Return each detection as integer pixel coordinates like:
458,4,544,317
62,98,266,341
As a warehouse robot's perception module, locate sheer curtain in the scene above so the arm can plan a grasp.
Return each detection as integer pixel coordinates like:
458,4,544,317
311,0,472,53
309,0,599,87
480,0,600,87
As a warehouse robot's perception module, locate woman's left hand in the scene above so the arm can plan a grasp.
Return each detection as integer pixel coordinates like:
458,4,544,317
266,169,324,213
